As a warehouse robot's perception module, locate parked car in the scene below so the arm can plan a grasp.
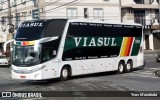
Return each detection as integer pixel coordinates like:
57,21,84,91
156,52,160,62
0,55,8,66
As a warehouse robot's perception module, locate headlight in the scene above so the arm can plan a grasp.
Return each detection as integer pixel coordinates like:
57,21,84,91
31,65,46,73
12,65,46,74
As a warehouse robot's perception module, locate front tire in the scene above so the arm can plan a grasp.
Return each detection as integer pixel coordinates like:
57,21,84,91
117,62,125,74
60,67,70,81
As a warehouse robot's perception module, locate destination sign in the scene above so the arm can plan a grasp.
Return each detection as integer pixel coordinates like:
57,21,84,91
19,23,43,28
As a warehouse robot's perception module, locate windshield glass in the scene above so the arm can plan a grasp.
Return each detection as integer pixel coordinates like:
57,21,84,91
15,21,48,41
12,45,41,67
0,56,6,59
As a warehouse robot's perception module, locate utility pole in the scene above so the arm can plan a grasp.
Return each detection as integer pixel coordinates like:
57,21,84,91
158,0,160,30
7,0,12,25
119,0,122,22
7,0,14,63
7,0,14,34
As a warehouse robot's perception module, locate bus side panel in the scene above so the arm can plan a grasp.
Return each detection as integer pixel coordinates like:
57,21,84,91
75,59,94,75
136,36,144,68
95,58,117,73
131,29,143,68
42,60,59,79
131,36,142,56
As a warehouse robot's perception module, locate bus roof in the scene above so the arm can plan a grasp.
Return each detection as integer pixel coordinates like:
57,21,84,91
67,19,142,26
24,18,142,27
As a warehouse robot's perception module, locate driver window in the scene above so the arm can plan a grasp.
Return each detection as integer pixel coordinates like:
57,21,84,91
42,49,50,61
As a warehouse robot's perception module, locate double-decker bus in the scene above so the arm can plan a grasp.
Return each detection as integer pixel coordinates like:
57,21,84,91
4,19,143,81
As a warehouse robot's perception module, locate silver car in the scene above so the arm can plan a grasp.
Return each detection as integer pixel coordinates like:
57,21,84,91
156,53,160,62
0,55,8,66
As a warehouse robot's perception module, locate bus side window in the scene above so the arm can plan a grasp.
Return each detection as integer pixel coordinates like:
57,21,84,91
42,49,50,62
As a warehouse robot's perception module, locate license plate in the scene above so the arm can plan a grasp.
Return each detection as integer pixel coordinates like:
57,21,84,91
20,76,26,79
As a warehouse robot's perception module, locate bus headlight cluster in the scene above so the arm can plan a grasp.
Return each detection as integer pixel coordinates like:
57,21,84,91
31,65,46,73
12,65,46,74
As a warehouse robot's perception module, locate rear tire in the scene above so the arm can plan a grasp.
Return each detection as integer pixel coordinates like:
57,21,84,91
117,62,125,74
124,61,132,73
60,67,70,81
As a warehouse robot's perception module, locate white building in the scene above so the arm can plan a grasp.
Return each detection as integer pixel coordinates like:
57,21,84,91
1,0,160,51
121,0,160,50
0,0,121,51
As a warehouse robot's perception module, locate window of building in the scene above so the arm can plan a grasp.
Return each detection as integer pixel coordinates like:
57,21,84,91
67,8,77,19
0,0,4,4
15,13,20,29
93,8,103,19
128,9,133,14
84,8,88,18
134,0,144,4
11,0,16,7
134,10,145,25
155,9,159,23
22,12,27,22
21,0,26,4
1,16,6,25
149,0,154,4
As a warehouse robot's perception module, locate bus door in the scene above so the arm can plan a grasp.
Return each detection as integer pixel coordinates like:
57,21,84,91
41,48,58,79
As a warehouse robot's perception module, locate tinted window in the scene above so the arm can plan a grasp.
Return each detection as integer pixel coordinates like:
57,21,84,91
41,38,61,62
44,19,67,37
15,19,67,41
67,22,142,37
62,22,142,61
15,20,48,41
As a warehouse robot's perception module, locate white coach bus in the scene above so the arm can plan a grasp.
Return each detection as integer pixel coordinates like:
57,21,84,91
4,19,143,80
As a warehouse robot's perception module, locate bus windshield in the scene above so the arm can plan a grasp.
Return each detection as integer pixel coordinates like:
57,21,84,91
12,45,41,67
15,21,48,41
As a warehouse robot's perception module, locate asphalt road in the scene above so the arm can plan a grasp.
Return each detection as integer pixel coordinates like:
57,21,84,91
0,54,160,100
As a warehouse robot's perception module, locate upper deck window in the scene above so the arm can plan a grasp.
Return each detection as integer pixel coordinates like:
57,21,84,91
15,21,48,41
15,19,67,41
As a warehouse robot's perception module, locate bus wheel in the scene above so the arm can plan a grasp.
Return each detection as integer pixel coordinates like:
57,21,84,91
124,61,132,73
117,62,125,74
60,67,70,81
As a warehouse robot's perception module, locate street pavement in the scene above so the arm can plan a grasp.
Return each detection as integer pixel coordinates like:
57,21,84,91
0,51,160,100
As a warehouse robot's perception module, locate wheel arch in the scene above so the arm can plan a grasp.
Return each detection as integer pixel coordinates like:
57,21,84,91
127,59,133,65
60,64,72,77
119,60,125,65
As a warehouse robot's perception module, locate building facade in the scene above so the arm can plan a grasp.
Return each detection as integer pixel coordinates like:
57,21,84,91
0,0,121,52
0,0,160,51
121,0,160,50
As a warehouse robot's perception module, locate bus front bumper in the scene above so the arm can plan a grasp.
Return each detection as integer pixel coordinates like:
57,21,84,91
11,70,43,80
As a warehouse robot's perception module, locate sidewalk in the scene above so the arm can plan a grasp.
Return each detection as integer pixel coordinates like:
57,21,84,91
144,50,160,77
144,50,160,55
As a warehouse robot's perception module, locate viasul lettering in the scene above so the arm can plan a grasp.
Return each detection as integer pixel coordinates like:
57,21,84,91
74,37,117,47
19,23,43,27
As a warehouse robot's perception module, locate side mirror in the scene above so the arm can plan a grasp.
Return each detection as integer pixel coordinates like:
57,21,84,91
3,39,14,52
